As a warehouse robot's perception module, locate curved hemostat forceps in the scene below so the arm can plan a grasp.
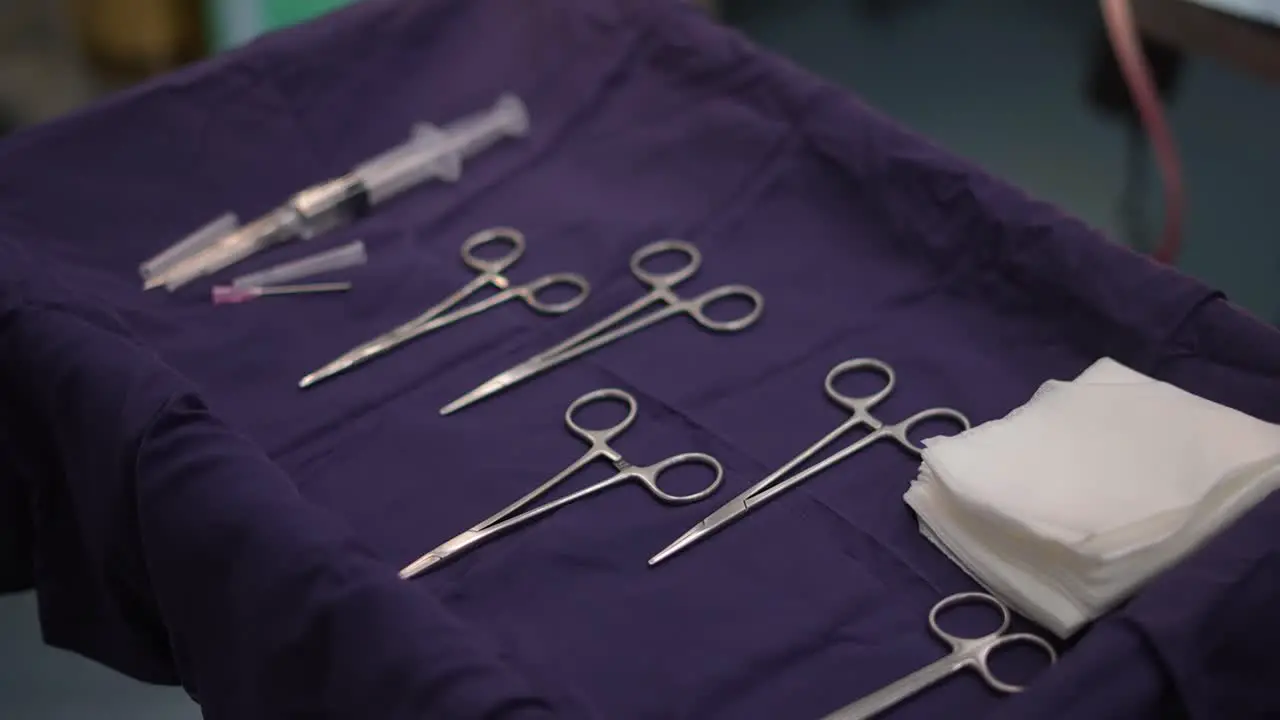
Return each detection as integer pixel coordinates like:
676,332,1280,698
439,239,765,415
649,358,972,565
299,227,590,388
819,592,1057,719
399,388,725,579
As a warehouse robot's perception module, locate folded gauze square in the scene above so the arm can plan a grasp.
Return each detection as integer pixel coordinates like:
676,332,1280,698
905,358,1280,637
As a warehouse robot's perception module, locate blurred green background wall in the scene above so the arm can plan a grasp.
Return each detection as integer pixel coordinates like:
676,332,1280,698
206,0,358,50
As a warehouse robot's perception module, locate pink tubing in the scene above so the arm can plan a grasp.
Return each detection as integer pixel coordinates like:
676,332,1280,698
1101,0,1185,265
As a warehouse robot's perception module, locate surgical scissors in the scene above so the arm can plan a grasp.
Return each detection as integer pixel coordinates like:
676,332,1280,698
400,388,725,579
650,358,970,565
819,592,1057,719
439,240,764,415
300,227,590,388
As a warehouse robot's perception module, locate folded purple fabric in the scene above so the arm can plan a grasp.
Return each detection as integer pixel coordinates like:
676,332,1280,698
0,0,1277,718
0,235,554,717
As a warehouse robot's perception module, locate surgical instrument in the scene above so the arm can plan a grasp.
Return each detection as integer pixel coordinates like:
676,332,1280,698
298,227,590,389
231,240,367,288
399,388,725,579
211,282,352,305
139,212,239,283
147,93,529,291
438,240,764,416
819,592,1057,719
649,358,970,566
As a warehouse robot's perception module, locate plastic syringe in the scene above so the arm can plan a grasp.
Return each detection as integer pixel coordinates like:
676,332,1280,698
150,93,529,291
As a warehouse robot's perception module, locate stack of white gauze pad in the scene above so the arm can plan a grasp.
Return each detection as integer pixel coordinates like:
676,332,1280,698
905,358,1280,637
